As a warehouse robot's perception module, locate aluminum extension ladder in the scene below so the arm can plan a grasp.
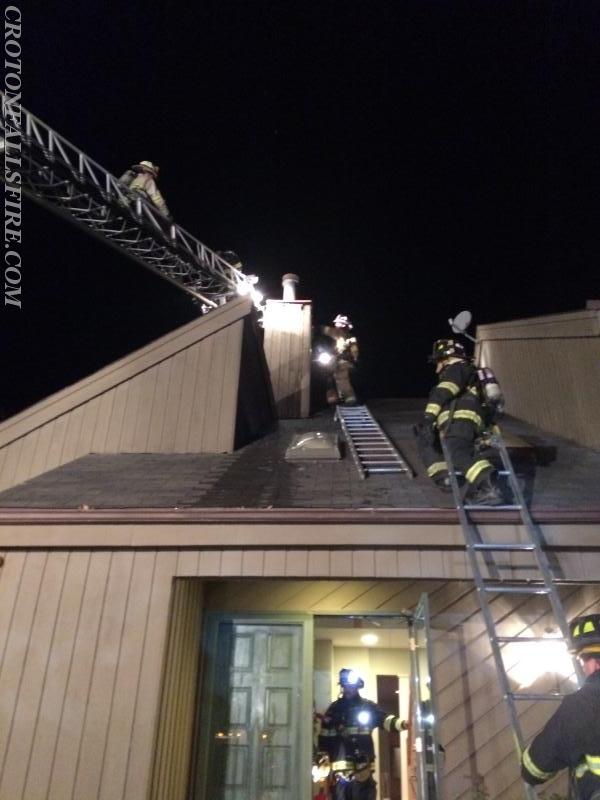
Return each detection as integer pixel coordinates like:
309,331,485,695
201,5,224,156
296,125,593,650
335,405,413,479
440,431,583,799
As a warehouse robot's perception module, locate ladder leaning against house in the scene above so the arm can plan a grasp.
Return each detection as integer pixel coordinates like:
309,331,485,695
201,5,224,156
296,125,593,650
440,430,584,799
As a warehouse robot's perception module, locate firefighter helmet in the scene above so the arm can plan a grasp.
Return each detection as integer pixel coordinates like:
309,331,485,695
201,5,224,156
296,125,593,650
216,250,243,269
569,614,600,656
333,314,353,329
338,668,364,689
428,339,466,363
136,160,159,177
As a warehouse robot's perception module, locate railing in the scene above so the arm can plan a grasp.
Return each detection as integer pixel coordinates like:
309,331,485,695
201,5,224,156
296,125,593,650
0,93,258,308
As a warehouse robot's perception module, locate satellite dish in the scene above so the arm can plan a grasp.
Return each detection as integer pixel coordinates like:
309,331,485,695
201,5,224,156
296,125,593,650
448,310,476,342
449,310,472,333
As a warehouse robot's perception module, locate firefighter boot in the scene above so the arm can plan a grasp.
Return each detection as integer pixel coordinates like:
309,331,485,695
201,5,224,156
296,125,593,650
465,475,504,506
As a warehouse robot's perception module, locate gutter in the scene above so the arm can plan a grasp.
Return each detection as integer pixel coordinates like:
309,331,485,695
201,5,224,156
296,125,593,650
0,507,600,525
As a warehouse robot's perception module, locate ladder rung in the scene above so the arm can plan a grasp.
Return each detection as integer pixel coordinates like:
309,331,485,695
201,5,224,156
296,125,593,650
482,585,550,595
473,543,535,551
463,504,522,511
495,636,564,644
511,692,567,701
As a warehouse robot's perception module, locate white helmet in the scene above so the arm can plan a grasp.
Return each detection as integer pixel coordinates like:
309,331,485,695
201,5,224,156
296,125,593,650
137,160,159,177
333,314,352,329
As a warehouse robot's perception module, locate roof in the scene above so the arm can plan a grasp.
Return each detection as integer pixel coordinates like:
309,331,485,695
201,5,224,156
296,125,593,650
0,399,598,515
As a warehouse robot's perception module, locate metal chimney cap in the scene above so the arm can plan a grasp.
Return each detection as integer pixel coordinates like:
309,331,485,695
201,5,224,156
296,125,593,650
282,273,300,301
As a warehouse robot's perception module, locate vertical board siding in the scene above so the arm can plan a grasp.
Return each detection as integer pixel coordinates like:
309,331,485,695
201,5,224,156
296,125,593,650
150,579,204,800
0,552,48,783
263,300,312,418
159,351,186,452
0,551,189,800
47,551,113,800
478,310,600,447
0,553,69,799
72,551,136,800
23,552,91,800
0,300,253,492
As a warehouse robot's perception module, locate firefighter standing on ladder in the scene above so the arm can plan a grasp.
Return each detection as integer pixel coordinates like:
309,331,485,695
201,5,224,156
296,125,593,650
415,338,503,505
521,614,600,800
317,668,408,799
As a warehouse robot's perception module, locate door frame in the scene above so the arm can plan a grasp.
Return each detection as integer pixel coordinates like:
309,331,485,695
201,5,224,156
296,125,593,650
191,612,314,800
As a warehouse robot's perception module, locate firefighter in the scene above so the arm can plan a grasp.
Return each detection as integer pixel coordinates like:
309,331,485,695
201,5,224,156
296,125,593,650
415,338,503,505
321,315,359,405
521,614,600,799
216,250,243,270
119,160,171,219
317,668,408,800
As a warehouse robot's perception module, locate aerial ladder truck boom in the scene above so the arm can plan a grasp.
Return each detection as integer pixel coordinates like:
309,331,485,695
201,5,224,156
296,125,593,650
0,93,259,309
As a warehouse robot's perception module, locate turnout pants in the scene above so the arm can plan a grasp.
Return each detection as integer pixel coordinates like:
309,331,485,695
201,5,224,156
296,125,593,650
419,418,494,489
333,773,377,800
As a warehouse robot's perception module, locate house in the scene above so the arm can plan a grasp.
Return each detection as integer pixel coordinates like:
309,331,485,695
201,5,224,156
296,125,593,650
0,293,598,800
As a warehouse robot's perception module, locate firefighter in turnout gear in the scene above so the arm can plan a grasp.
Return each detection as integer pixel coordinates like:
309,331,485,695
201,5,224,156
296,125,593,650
321,315,359,405
119,161,171,219
317,668,408,800
521,614,600,800
415,338,503,505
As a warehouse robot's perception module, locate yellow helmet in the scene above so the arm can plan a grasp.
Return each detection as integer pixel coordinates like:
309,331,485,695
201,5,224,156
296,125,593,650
569,614,600,656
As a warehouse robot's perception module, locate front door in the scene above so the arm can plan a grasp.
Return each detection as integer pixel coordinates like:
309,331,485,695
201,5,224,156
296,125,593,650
194,615,312,800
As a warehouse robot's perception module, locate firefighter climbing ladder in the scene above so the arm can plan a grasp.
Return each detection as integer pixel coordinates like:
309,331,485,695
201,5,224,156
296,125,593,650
0,93,254,307
335,405,414,479
440,431,583,800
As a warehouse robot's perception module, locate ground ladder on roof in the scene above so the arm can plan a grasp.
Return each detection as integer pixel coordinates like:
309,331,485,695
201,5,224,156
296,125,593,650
335,405,414,479
440,430,584,800
0,93,256,308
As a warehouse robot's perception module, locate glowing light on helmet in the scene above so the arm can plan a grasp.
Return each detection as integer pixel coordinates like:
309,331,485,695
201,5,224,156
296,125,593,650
339,667,365,688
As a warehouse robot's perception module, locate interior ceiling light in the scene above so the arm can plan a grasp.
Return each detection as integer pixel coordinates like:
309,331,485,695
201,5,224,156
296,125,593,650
361,633,379,646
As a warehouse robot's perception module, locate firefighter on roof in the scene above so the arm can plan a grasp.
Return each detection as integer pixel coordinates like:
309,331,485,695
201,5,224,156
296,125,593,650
317,668,408,800
119,160,171,219
415,338,503,505
521,614,600,800
320,315,359,406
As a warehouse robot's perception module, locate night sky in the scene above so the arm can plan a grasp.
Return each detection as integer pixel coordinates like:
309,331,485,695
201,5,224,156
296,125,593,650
3,1,599,417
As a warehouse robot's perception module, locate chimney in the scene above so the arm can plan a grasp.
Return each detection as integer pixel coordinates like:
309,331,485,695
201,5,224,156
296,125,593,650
282,273,299,301
263,274,312,418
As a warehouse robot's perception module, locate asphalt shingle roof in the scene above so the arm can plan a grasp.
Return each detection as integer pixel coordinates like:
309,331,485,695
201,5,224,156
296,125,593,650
0,399,598,510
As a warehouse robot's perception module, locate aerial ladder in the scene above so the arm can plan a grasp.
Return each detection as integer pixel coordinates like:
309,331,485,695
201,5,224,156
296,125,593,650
0,92,258,309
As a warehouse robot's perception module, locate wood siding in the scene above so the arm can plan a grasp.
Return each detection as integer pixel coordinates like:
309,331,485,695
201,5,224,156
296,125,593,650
263,300,312,418
0,548,598,800
150,579,204,800
476,308,600,447
0,298,252,492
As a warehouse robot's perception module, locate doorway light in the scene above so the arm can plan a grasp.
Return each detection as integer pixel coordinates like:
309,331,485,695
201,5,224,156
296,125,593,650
507,629,577,688
361,633,379,646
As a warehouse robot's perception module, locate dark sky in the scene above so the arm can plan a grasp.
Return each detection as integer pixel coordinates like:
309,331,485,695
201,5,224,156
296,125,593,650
3,0,599,416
